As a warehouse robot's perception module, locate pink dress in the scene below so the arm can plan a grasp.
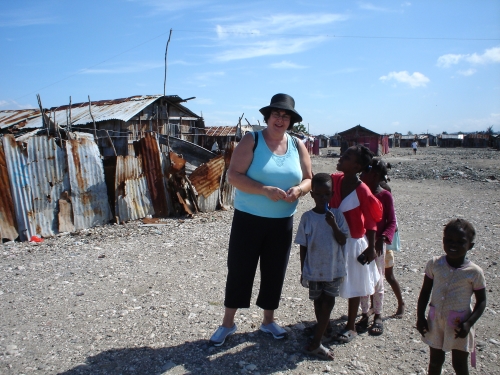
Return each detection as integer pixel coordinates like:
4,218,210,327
330,173,383,298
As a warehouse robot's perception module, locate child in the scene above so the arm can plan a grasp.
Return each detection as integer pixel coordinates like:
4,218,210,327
295,173,350,360
358,158,397,335
329,145,382,343
376,180,405,318
417,219,487,375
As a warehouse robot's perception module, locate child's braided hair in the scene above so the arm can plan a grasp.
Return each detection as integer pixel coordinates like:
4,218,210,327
370,158,392,182
444,218,476,243
351,145,375,172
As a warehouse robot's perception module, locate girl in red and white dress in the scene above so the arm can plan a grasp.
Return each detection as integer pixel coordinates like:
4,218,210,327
330,145,382,343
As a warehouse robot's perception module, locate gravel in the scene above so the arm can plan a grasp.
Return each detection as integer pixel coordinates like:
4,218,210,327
1,146,499,374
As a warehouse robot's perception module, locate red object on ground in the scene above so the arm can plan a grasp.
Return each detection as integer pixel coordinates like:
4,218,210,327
30,236,43,243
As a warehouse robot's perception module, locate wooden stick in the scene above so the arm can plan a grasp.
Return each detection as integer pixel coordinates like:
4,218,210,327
69,96,72,133
105,130,117,156
88,95,97,140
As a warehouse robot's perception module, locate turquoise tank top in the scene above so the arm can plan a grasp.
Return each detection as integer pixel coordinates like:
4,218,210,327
234,131,302,218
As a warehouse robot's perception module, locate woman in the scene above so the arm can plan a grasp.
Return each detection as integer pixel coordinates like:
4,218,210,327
209,93,312,346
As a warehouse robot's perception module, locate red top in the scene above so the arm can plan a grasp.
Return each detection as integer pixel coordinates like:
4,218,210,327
330,173,382,239
375,190,397,244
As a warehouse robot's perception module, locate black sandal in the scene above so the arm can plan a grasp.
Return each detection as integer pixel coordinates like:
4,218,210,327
369,321,384,336
355,315,369,333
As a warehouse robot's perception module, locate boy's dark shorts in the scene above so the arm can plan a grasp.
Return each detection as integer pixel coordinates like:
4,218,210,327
306,277,344,300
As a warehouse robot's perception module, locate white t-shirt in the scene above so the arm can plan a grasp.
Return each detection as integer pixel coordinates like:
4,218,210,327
295,208,350,282
412,141,418,149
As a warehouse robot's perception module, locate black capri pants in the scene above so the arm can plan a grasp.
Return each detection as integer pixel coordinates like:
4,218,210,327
224,209,293,311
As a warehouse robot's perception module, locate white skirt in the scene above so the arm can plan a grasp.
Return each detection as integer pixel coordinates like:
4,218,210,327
340,236,380,299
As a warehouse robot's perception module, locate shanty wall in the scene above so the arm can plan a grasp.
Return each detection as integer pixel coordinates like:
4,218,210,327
1,131,234,241
0,141,18,241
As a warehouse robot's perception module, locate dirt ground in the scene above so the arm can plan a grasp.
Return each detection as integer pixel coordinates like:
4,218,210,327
1,146,499,375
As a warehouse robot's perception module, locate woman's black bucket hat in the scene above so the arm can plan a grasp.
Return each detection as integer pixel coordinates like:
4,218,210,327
259,93,303,124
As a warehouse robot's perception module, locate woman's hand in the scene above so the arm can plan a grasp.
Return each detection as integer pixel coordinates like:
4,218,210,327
264,186,287,202
284,185,302,203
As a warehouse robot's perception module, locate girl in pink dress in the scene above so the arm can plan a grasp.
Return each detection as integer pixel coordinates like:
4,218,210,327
358,158,397,336
330,145,382,343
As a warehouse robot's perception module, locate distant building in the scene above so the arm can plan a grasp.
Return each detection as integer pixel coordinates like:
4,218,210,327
438,134,464,148
338,125,386,155
400,134,429,148
463,133,490,148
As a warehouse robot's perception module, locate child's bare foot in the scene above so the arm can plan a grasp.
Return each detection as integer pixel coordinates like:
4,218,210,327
393,304,405,319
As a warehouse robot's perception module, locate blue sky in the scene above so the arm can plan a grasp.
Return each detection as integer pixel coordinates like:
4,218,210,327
1,0,499,135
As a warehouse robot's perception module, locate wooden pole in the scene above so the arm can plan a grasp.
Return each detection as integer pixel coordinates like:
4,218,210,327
69,96,72,133
88,95,97,141
163,29,173,96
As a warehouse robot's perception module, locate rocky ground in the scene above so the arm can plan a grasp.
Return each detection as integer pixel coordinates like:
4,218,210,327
1,146,499,375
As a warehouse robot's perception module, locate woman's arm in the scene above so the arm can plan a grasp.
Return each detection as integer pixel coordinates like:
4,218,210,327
227,133,287,201
285,138,312,202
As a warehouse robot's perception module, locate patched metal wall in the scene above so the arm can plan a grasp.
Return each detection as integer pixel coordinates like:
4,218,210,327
66,133,112,230
2,135,35,241
115,155,154,222
27,136,70,237
0,140,18,240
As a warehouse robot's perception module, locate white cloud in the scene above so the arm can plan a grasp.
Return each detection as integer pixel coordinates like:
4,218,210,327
358,2,391,11
79,62,163,74
379,71,430,88
215,13,346,38
216,36,326,62
436,54,464,68
270,60,306,69
0,99,35,109
0,7,55,27
212,13,345,61
128,0,208,13
437,46,500,68
457,68,476,76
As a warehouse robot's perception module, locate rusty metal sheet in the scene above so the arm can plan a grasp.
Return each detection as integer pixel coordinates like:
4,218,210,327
66,133,112,230
0,140,18,240
0,109,40,130
205,126,237,137
115,155,154,222
189,155,225,199
2,135,35,241
26,136,71,237
138,133,169,217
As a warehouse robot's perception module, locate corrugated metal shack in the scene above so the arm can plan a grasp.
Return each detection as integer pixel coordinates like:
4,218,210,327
438,134,464,147
202,126,241,152
400,135,429,148
0,94,237,242
463,133,490,148
338,125,384,156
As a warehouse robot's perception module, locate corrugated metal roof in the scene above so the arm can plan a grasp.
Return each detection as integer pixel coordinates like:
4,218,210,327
27,136,71,237
0,109,41,130
189,155,225,199
115,155,154,222
24,95,163,129
66,133,112,230
0,140,18,240
440,134,464,139
205,126,237,137
2,135,36,241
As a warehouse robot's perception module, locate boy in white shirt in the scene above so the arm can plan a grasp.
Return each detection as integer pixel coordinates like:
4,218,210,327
295,173,350,360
